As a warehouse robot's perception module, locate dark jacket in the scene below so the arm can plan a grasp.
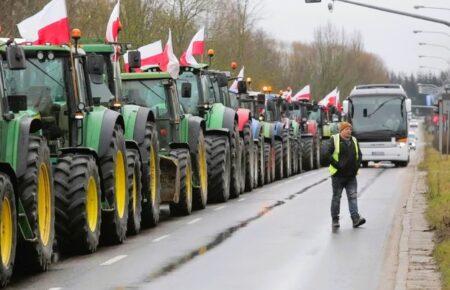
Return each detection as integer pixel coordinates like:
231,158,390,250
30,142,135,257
327,134,363,177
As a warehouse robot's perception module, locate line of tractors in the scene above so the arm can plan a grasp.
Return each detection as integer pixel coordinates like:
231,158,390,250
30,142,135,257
0,32,341,286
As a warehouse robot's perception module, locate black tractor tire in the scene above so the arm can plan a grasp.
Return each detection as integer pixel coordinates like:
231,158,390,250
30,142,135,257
100,125,129,245
0,173,17,287
274,139,284,180
141,123,161,228
192,130,208,210
16,136,54,272
290,139,299,175
313,138,321,169
395,160,409,167
205,135,231,203
263,142,272,184
297,138,303,173
243,124,254,192
58,155,102,254
230,123,241,198
320,139,332,167
169,149,193,216
126,149,142,236
302,138,314,171
257,140,265,187
238,137,246,195
282,131,292,178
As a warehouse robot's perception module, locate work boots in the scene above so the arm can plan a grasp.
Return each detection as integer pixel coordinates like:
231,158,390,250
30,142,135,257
352,216,366,228
332,218,340,228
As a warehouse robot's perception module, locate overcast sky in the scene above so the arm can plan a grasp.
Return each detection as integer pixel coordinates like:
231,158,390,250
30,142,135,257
258,0,449,75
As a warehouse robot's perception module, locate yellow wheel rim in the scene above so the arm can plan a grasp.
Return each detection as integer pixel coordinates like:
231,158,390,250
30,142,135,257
86,177,98,232
198,142,208,193
37,163,51,246
115,151,126,219
132,172,137,212
149,146,157,205
0,197,13,267
186,162,192,205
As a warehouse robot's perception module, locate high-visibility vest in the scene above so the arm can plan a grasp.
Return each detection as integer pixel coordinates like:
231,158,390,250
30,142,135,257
329,134,359,175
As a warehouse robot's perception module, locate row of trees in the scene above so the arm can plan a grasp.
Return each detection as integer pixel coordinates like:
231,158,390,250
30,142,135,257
1,0,390,100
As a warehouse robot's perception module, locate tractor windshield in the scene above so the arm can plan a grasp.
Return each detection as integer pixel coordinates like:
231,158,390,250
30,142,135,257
89,54,115,105
122,79,169,119
178,71,200,114
3,56,68,115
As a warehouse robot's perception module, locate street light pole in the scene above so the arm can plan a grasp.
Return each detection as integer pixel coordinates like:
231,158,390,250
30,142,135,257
414,5,450,12
322,0,450,27
413,30,450,38
419,42,450,52
418,55,450,65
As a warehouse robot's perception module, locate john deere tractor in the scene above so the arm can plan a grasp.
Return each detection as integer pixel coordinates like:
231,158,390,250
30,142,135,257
82,44,161,233
4,33,131,255
120,70,208,216
178,65,243,202
0,42,55,285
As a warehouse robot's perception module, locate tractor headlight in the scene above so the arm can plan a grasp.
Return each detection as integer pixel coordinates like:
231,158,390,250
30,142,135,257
259,116,264,121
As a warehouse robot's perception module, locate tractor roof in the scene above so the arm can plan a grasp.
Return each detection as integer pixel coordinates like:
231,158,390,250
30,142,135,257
180,63,209,73
82,44,114,53
121,72,172,81
0,41,70,53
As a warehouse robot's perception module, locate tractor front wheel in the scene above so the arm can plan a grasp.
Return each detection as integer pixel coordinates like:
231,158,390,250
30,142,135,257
206,135,231,203
126,149,142,235
0,173,16,287
263,142,272,184
274,140,284,180
230,124,241,198
302,138,314,171
243,124,254,192
169,149,193,216
192,131,208,210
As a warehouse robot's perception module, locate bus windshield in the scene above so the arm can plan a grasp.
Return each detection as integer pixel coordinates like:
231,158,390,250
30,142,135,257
350,95,407,138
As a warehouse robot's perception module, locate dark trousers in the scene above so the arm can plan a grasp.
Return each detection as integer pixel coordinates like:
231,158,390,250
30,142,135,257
331,176,359,220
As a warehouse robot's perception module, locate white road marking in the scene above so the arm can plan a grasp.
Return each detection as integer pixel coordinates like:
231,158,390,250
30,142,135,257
152,234,170,242
214,205,226,211
100,255,127,266
187,218,202,225
238,198,246,202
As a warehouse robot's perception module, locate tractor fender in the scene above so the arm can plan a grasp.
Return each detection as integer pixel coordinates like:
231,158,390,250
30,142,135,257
262,122,274,141
16,117,42,177
207,103,237,133
251,118,262,142
94,109,125,158
132,106,156,144
185,116,205,154
236,108,251,132
273,122,284,138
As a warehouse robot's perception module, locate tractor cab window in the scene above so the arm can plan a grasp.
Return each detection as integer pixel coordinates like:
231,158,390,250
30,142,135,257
75,58,89,106
201,75,216,104
122,79,171,119
178,71,200,115
228,91,239,110
89,54,114,105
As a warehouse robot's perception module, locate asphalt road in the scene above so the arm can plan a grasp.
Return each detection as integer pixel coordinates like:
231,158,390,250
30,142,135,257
7,147,418,290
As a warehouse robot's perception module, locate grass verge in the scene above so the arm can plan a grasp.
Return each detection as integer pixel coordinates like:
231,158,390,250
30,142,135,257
420,145,450,289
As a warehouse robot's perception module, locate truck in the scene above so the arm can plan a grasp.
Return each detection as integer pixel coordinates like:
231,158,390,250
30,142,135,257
343,84,412,167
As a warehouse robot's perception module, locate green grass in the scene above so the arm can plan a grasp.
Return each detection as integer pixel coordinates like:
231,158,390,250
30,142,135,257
421,144,450,290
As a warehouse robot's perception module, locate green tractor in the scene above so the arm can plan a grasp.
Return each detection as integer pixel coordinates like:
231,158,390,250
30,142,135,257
82,44,161,233
178,65,243,202
3,36,131,254
120,69,208,215
0,42,55,285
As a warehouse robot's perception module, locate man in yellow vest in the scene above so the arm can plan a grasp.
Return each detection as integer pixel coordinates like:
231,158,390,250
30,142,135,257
328,121,366,229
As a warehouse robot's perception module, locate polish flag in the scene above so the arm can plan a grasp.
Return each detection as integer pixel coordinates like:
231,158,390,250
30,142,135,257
229,66,244,93
293,85,311,101
180,27,205,66
124,40,163,72
17,0,70,45
319,88,338,107
106,0,121,43
282,87,293,103
160,30,180,79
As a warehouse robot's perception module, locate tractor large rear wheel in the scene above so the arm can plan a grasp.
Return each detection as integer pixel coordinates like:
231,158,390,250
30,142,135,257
313,138,321,169
230,124,241,198
192,131,208,210
100,125,129,244
243,124,254,192
0,173,16,287
141,123,160,228
263,142,272,184
291,139,299,175
257,140,265,187
206,135,231,203
126,149,142,235
282,131,292,178
274,140,284,180
302,138,314,171
320,139,332,167
169,149,193,216
17,137,54,272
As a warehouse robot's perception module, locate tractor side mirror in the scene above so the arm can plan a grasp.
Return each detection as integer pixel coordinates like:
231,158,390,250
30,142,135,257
128,50,141,69
181,82,192,98
6,45,26,70
216,74,228,87
237,80,247,94
257,94,265,104
87,54,105,84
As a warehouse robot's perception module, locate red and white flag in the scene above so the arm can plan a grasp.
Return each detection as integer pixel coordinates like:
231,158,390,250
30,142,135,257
17,0,70,45
293,85,311,101
106,0,121,43
319,88,339,107
180,27,205,66
124,40,163,72
229,66,244,93
160,30,180,79
282,87,293,103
